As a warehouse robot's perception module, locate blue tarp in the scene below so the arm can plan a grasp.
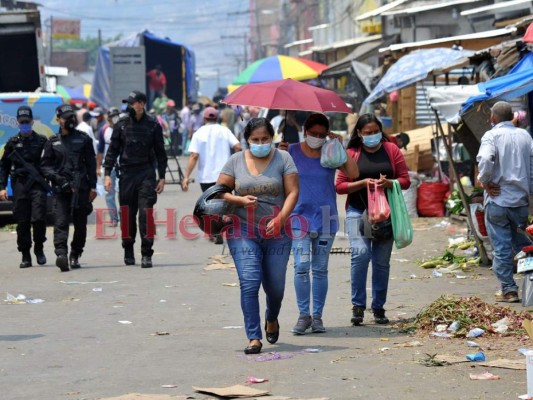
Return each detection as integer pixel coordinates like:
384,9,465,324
91,31,196,109
364,48,473,104
460,52,533,113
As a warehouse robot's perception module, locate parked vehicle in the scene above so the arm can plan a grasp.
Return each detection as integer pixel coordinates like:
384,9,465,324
0,10,46,93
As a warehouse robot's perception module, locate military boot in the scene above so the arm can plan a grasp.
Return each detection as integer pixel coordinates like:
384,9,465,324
34,246,47,265
124,246,135,265
20,250,32,268
69,253,81,269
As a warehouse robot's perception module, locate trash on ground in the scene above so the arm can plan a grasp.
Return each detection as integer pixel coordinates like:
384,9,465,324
400,295,530,338
92,287,103,292
223,326,243,329
466,351,486,362
435,324,448,332
5,293,45,304
395,341,423,348
420,353,450,367
467,328,485,338
304,348,322,353
380,347,391,352
432,270,443,278
192,384,269,398
491,317,510,334
150,332,170,336
448,321,460,332
118,320,132,324
160,385,177,388
245,376,268,384
60,280,119,285
254,352,295,362
222,283,238,287
430,332,452,338
466,341,480,347
469,372,500,380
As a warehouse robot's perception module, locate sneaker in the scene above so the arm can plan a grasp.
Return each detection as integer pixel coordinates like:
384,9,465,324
291,315,312,335
311,316,326,333
373,309,389,324
351,306,365,326
495,290,519,303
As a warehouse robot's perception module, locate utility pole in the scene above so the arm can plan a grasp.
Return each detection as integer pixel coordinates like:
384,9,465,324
221,33,248,69
253,0,263,60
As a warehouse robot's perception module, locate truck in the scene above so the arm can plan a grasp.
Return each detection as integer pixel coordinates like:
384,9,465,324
91,30,197,110
0,9,46,93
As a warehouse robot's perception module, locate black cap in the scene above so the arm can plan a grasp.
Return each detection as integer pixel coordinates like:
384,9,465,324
122,90,147,104
16,106,33,121
108,107,120,117
56,104,76,119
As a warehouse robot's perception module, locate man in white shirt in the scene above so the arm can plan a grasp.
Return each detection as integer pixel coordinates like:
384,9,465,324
183,106,241,193
77,112,98,153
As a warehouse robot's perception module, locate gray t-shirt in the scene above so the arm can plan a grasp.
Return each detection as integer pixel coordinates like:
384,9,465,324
220,149,298,225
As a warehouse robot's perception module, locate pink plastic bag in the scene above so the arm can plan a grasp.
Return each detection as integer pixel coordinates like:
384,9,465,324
367,181,390,224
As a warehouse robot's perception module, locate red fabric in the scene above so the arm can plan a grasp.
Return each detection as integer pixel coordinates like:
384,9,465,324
524,22,533,43
147,69,167,91
335,141,410,210
222,79,352,113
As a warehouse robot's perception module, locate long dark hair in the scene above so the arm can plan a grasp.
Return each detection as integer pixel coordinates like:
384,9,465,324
243,117,275,142
346,113,384,149
304,113,329,132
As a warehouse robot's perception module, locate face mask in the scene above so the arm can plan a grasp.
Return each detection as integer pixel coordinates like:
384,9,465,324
126,106,136,119
249,143,272,158
362,132,382,148
305,135,326,149
111,115,120,125
19,123,32,136
242,112,250,121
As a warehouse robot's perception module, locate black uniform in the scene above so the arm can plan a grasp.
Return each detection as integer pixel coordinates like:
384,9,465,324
103,111,167,257
0,132,48,253
41,129,97,257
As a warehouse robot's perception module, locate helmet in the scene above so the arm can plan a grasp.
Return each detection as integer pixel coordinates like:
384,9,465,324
193,184,235,235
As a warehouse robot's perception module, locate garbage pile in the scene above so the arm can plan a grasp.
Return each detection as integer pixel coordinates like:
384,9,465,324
402,295,532,338
417,239,480,272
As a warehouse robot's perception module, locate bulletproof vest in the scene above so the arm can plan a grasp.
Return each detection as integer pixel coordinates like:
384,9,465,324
118,115,157,168
54,130,90,182
10,133,46,174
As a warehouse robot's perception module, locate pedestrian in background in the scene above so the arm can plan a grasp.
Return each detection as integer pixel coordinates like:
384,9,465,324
284,113,358,334
41,105,97,272
217,117,299,354
162,100,181,155
0,106,48,268
103,91,167,268
336,113,410,325
96,107,121,227
146,64,167,108
476,101,533,303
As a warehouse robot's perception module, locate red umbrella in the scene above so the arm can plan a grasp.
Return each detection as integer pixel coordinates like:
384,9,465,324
222,79,352,113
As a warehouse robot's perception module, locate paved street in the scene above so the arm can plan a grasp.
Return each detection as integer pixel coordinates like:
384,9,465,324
0,167,529,400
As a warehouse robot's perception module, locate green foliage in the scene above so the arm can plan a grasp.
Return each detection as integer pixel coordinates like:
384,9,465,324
445,186,484,215
54,34,122,66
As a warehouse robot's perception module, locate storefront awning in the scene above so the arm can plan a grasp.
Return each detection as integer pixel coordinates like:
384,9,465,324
309,34,382,53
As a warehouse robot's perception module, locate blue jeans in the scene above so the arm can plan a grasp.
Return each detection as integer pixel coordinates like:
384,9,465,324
105,169,119,223
485,202,529,294
346,206,394,311
227,223,292,340
291,230,335,318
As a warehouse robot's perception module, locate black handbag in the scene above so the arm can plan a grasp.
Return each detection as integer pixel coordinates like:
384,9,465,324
371,218,393,241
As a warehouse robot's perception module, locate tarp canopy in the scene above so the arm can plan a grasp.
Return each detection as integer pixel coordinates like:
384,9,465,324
364,48,474,104
427,85,482,123
460,52,533,113
91,31,196,109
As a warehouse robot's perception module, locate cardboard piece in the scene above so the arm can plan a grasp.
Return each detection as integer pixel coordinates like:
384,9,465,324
99,394,190,400
193,384,269,398
479,359,526,370
523,319,533,339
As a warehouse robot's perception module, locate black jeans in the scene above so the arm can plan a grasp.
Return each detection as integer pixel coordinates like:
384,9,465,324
119,168,157,256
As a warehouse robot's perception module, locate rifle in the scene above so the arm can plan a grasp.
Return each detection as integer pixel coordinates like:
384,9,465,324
68,155,81,217
8,149,53,193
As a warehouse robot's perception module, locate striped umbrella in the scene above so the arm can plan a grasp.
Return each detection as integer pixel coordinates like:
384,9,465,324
231,55,328,86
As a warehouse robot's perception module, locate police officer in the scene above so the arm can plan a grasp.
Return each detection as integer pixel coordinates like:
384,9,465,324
41,104,97,272
0,106,48,268
103,90,167,268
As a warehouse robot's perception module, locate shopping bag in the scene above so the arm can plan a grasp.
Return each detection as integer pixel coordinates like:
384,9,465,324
387,180,414,249
320,138,347,169
367,181,390,224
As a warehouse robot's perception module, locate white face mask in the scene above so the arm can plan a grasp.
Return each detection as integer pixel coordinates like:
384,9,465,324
305,135,326,149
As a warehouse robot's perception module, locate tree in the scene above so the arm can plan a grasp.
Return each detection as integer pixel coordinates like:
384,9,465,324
53,34,122,66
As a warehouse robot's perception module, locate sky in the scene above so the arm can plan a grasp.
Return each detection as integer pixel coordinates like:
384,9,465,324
36,0,252,98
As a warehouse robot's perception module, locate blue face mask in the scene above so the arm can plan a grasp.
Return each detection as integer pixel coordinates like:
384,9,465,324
362,132,382,148
249,143,272,158
19,123,33,136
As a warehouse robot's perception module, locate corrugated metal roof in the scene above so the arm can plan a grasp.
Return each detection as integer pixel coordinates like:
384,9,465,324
382,0,484,16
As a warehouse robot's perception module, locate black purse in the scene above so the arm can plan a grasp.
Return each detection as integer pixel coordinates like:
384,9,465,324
371,219,393,241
